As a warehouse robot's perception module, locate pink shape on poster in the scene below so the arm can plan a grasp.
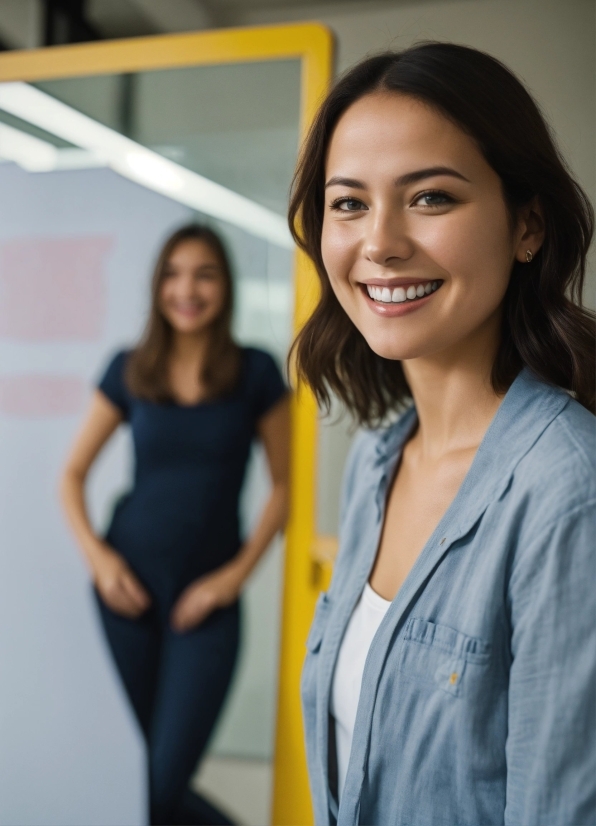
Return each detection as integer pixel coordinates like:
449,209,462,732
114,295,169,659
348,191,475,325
0,236,112,340
0,375,87,417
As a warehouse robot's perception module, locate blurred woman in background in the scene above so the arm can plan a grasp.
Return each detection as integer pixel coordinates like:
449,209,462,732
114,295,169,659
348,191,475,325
61,224,290,825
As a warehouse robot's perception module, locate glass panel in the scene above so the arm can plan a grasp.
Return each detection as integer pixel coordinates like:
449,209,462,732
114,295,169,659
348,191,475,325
0,59,300,826
36,60,301,214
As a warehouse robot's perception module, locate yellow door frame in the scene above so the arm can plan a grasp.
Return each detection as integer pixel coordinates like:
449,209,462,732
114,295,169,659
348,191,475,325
0,22,333,825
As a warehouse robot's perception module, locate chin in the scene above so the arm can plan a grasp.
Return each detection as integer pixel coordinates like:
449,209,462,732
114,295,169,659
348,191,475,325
166,318,201,334
361,328,424,362
166,311,207,331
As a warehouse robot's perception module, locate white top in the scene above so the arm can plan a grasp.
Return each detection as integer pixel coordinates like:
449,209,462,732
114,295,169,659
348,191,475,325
330,582,391,800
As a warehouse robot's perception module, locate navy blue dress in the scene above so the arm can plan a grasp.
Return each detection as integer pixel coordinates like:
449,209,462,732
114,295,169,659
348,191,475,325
99,346,286,610
95,346,287,826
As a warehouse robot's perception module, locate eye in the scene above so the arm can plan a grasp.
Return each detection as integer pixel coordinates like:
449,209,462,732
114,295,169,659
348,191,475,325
195,268,220,281
329,196,367,212
411,190,455,208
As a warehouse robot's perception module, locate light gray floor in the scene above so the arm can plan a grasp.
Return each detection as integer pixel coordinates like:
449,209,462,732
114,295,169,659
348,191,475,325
193,756,272,826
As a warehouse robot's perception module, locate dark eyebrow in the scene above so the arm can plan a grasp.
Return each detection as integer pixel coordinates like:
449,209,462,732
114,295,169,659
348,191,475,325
324,176,365,190
324,167,470,191
396,166,470,186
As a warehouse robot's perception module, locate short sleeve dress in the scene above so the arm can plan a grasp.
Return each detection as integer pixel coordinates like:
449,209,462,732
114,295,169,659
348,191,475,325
97,346,287,610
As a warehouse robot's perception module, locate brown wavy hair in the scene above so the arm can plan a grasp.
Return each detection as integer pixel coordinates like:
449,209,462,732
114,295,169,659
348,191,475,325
126,224,240,402
289,43,595,423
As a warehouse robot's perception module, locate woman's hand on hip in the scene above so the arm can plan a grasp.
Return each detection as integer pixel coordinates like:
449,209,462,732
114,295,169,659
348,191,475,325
170,561,244,632
93,546,152,618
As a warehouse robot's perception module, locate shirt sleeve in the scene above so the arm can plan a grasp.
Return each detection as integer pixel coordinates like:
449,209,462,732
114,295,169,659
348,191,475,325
505,501,596,825
97,350,131,419
250,349,288,421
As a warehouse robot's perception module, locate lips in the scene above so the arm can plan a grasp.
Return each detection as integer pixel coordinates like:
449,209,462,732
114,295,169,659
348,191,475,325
358,278,444,317
169,302,205,316
365,280,440,304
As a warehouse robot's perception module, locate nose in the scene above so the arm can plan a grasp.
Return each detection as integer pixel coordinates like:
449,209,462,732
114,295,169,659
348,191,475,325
175,272,197,299
363,210,414,266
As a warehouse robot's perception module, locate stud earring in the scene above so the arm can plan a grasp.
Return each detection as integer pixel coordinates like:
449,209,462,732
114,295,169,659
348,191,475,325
525,249,533,263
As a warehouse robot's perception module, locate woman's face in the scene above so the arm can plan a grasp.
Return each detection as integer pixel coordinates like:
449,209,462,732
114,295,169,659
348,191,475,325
159,239,227,335
321,92,530,362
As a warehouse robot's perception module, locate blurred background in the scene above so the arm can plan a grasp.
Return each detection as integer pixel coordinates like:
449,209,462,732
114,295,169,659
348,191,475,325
0,2,593,826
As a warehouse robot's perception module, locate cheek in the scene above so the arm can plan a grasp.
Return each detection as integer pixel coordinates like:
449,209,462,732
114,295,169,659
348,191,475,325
321,220,358,295
204,282,226,311
423,205,514,324
159,281,173,307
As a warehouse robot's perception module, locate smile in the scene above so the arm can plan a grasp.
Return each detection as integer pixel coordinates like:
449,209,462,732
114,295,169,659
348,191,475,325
365,280,441,304
171,303,204,314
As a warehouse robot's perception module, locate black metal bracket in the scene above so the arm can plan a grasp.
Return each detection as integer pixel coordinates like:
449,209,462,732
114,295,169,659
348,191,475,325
42,0,101,46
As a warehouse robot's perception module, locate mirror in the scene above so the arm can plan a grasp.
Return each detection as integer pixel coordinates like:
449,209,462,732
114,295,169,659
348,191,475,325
0,55,303,826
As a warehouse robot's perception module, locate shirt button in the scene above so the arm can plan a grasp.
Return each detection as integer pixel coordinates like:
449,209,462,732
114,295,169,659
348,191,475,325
440,537,446,545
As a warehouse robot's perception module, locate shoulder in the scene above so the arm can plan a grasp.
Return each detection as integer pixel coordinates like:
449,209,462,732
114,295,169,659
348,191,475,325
506,402,596,614
240,346,286,388
240,346,287,417
97,348,133,414
497,390,596,589
550,396,596,484
512,395,596,529
98,348,131,382
109,348,131,371
241,346,281,375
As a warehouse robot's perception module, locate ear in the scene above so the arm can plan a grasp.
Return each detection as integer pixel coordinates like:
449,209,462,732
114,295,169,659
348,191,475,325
514,197,545,263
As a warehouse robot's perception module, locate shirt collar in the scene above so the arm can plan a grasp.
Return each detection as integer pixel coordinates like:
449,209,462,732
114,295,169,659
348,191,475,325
372,369,570,532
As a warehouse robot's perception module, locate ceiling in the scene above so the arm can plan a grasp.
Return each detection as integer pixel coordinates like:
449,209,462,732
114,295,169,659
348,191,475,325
0,0,370,49
87,0,365,36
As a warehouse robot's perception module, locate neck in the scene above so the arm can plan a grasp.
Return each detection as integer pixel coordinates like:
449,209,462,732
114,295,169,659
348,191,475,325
170,329,211,366
402,314,505,459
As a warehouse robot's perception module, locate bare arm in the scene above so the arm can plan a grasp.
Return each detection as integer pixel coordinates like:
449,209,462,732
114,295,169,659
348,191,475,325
60,390,150,617
171,393,291,631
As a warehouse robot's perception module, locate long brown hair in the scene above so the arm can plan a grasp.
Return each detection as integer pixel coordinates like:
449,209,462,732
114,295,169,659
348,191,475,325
126,224,240,402
289,43,595,424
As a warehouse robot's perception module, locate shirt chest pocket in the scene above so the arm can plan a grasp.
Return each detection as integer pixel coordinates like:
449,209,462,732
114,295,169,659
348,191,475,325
398,617,491,698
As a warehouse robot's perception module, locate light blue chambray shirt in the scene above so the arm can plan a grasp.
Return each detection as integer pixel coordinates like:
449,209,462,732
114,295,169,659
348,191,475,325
302,369,596,826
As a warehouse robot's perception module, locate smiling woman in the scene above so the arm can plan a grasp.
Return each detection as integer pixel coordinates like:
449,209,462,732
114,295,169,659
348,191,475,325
290,43,596,826
60,223,290,825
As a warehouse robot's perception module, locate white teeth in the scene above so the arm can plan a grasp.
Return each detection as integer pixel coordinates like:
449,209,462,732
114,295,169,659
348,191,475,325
367,281,440,303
